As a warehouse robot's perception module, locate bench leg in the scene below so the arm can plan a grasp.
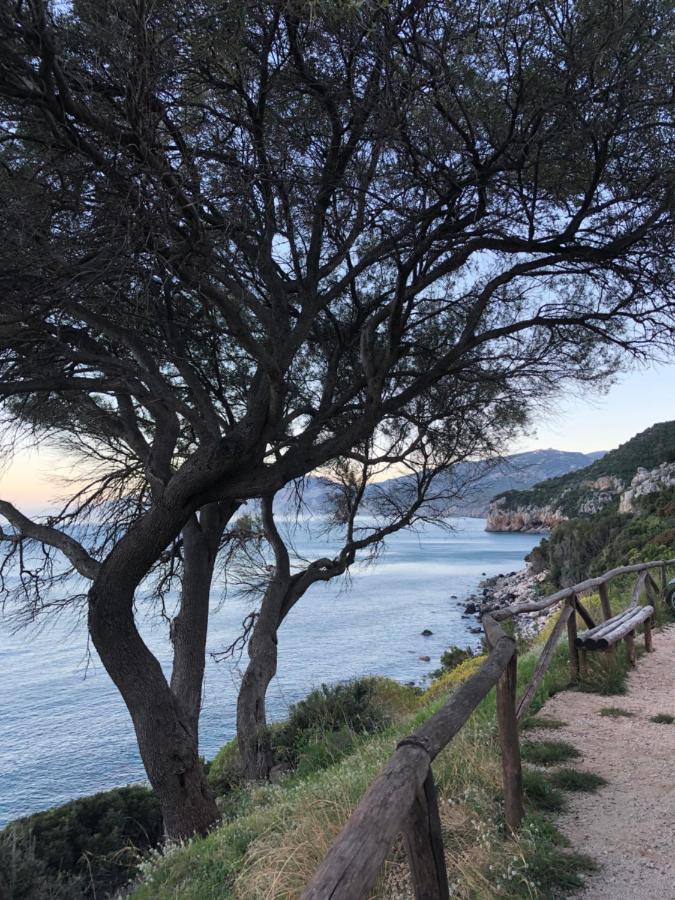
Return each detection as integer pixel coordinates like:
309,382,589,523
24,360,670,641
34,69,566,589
579,648,588,680
644,616,653,652
625,631,636,667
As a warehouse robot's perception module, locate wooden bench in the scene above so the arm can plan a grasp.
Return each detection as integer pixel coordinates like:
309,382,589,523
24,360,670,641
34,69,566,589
575,604,654,657
572,569,657,669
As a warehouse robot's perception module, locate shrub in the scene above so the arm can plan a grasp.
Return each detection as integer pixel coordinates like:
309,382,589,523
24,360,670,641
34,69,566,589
271,678,390,766
423,655,487,702
207,738,246,795
0,830,84,899
1,786,163,898
430,644,476,679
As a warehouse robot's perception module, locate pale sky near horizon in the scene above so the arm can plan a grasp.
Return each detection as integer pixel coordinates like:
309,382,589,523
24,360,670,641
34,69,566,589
0,361,673,511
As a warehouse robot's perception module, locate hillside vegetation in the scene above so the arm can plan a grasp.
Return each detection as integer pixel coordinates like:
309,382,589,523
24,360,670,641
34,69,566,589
528,487,675,588
132,588,673,900
494,421,675,516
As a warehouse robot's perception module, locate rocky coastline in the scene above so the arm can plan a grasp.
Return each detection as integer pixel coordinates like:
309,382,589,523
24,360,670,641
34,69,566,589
458,565,553,640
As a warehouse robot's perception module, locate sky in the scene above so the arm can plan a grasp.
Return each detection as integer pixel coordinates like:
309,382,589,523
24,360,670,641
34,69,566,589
0,361,673,511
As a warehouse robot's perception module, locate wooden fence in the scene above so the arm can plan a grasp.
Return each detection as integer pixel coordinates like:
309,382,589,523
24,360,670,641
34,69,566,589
301,557,675,900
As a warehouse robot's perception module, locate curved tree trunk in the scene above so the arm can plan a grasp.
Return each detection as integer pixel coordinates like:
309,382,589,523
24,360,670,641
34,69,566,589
89,595,220,839
236,582,283,780
87,501,235,840
170,504,231,738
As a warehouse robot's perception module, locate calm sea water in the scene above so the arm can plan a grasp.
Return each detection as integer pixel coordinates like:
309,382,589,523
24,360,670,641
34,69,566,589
0,518,539,826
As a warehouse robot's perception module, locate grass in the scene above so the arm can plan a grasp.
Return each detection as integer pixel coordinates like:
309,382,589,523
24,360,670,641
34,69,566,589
549,768,607,793
520,716,567,731
132,576,660,900
522,769,565,812
521,740,581,767
649,713,674,724
599,706,635,718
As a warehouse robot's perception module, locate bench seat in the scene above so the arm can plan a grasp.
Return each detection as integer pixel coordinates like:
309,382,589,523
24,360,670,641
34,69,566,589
575,604,654,650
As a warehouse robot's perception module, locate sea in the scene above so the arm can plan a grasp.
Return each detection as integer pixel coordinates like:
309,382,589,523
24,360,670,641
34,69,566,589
0,517,539,827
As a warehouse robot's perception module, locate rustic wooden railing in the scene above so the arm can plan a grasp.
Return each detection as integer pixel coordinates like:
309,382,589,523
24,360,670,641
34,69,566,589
301,557,675,900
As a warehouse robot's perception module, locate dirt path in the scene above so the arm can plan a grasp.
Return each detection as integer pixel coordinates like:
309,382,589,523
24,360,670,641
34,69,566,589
531,625,675,899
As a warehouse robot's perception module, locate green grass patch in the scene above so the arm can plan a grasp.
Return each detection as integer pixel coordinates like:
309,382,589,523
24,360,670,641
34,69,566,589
549,768,607,793
599,706,635,718
577,650,628,695
521,715,567,731
511,817,597,896
521,740,581,767
522,769,565,812
650,713,674,724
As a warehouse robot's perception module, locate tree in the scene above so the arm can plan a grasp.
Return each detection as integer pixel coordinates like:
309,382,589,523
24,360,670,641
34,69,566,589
0,0,673,838
228,398,519,780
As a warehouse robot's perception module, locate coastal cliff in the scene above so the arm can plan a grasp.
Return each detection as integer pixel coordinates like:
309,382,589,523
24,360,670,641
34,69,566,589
486,421,675,533
485,499,566,532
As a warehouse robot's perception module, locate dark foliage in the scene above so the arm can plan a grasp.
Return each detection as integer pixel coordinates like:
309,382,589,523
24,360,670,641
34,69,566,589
1,786,162,899
529,486,675,587
272,678,389,767
0,830,83,900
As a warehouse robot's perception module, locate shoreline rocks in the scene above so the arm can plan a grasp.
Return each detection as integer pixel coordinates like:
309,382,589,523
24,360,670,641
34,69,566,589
460,565,553,640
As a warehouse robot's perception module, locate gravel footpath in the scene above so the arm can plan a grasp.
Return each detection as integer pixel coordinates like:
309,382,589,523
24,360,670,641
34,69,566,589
533,625,675,899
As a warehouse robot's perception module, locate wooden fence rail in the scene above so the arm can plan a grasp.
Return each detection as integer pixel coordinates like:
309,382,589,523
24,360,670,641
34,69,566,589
301,557,675,900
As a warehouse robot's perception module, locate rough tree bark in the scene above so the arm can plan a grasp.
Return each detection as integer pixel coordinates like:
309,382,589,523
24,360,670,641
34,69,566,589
86,499,236,839
236,579,285,780
170,503,231,737
236,496,290,779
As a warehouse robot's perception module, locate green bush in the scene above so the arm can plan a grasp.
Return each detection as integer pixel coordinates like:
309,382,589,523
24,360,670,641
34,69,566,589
430,645,476,679
272,677,390,767
207,738,245,795
1,786,163,899
0,830,84,899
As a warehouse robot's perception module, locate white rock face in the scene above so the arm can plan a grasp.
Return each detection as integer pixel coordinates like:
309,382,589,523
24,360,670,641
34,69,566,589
485,498,566,532
619,462,675,513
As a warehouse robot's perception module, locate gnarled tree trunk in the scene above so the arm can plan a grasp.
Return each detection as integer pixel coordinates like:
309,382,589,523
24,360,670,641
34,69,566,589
171,504,230,738
88,501,235,840
236,580,284,780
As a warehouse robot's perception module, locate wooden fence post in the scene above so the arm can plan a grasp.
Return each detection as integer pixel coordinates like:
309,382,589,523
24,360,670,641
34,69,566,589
402,770,450,900
566,597,579,682
598,581,612,621
661,564,667,603
644,615,653,652
495,650,524,833
625,630,637,667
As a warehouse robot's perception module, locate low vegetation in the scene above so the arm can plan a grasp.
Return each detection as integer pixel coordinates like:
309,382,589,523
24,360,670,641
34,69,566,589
549,770,607,793
521,716,566,731
649,713,674,725
599,706,635,718
5,573,671,899
521,741,581,768
522,770,565,813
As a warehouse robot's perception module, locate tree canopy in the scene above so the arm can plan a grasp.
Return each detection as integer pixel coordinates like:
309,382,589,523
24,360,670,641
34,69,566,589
0,0,673,838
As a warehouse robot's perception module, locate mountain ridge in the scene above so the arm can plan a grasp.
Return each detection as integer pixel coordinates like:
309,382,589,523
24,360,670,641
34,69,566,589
486,420,675,532
271,448,606,518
